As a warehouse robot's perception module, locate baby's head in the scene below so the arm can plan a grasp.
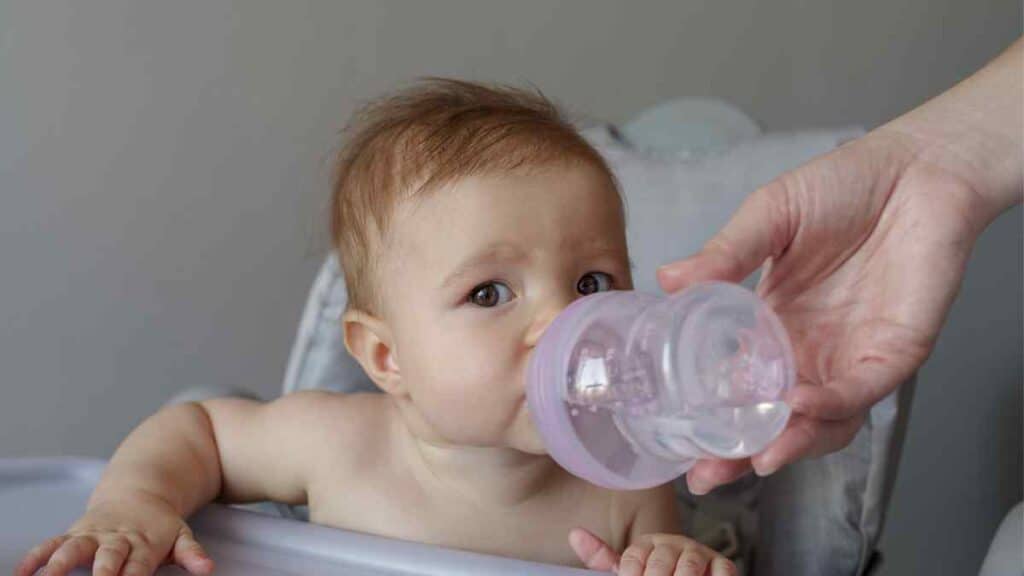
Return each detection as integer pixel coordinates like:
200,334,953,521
333,79,632,453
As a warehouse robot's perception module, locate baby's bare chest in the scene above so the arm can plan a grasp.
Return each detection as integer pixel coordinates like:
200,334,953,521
305,467,619,567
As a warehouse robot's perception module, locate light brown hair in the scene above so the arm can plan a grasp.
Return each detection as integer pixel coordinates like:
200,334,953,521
331,78,618,314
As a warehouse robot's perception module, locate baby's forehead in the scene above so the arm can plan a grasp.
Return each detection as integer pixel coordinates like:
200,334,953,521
383,173,627,270
417,161,618,209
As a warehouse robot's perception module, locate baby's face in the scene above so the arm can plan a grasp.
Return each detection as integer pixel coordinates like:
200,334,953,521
379,162,632,453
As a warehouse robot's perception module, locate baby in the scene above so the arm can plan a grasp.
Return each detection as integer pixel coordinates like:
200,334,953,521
17,80,734,576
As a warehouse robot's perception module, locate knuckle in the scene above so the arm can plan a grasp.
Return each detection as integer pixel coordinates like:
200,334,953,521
121,558,153,576
92,560,121,576
647,557,673,571
55,538,85,556
673,548,710,574
680,556,704,570
101,534,132,556
26,543,47,558
621,547,647,563
140,529,164,550
124,529,155,551
45,556,69,573
178,532,201,550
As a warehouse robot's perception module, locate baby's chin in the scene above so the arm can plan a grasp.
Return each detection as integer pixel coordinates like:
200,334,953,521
515,405,548,455
515,435,548,456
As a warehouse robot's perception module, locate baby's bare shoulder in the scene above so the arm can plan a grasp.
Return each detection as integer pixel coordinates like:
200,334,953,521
273,390,388,438
270,390,393,461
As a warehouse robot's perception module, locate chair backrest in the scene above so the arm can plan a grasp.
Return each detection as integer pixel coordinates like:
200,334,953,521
280,101,910,575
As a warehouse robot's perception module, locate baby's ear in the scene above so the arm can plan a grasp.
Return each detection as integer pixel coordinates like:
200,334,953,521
342,309,404,396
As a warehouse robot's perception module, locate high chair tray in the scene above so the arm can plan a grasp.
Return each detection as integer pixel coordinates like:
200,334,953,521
0,458,599,575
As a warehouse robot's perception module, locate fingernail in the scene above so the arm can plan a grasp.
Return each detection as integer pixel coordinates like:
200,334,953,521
568,528,587,552
689,478,710,496
755,459,780,477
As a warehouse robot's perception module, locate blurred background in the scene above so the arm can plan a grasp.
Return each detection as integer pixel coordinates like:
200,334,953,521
1,2,1020,574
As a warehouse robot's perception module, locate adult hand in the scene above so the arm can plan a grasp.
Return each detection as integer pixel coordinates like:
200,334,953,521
658,38,1022,495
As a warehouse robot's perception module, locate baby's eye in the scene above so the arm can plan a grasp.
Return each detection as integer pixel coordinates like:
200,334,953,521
577,272,613,295
468,281,515,308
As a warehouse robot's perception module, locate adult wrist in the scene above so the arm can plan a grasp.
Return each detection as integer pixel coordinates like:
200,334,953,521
876,39,1022,228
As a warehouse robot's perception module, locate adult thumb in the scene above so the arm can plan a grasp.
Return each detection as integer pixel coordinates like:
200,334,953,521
657,181,795,294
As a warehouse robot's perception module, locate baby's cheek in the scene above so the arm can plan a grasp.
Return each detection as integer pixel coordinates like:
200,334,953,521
438,328,515,376
427,344,521,435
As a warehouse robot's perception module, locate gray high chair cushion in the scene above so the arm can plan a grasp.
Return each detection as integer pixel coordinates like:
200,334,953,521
279,100,911,575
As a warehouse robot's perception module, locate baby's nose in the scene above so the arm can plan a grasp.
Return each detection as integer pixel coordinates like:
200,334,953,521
525,296,575,348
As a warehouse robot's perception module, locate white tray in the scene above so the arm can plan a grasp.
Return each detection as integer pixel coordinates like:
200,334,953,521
0,458,600,575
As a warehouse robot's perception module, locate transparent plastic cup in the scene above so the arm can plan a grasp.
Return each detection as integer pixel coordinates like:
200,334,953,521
526,282,795,490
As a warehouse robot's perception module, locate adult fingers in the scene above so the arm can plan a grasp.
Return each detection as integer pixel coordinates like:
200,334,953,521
751,413,865,476
658,181,796,294
686,459,753,496
787,355,914,421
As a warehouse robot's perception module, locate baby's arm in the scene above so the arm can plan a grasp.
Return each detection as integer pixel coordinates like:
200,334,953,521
16,390,331,576
569,483,735,576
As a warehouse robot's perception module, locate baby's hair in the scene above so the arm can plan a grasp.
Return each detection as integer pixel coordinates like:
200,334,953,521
331,78,619,314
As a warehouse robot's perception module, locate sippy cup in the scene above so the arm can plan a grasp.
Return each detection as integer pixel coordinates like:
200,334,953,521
526,282,795,490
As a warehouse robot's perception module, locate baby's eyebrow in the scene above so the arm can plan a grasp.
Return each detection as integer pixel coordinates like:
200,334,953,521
439,241,632,289
576,243,633,269
440,244,527,289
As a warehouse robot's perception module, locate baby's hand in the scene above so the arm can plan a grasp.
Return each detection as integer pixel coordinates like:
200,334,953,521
15,494,214,576
569,527,735,576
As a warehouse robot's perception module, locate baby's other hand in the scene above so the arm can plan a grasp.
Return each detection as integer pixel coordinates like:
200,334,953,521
569,527,735,576
14,494,214,576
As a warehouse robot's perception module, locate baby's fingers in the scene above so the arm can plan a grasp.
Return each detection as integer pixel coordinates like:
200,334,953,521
615,542,653,576
639,543,678,576
42,535,99,576
709,556,737,576
568,527,620,572
171,529,215,575
118,544,166,576
674,544,710,576
91,536,131,576
14,535,68,576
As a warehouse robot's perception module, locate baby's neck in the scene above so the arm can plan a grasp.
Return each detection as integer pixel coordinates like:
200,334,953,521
389,401,563,509
408,438,562,508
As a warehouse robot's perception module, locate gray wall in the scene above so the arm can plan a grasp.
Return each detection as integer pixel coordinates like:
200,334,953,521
1,2,1020,575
